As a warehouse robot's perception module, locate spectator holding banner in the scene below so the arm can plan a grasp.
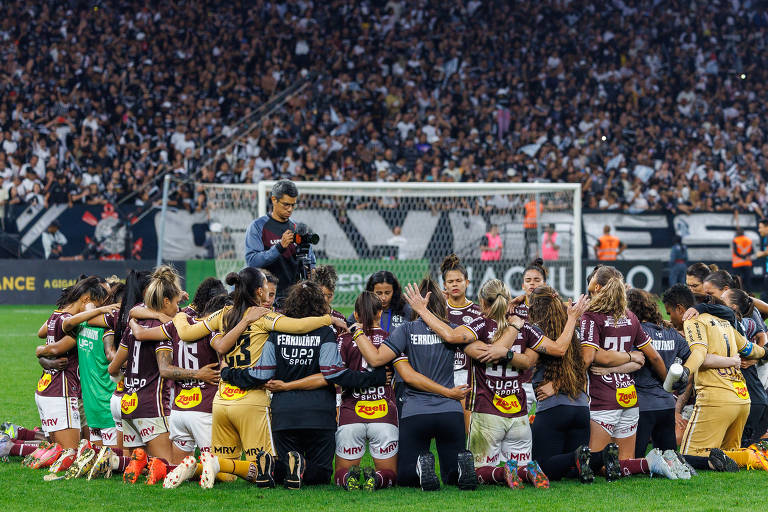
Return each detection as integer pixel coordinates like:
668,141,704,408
244,180,315,305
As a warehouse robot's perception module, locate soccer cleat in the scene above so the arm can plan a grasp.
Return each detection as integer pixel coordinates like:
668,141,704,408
744,446,768,472
48,448,76,474
0,433,12,461
146,457,167,485
199,451,220,489
456,450,478,490
22,441,50,467
708,448,739,473
504,459,523,489
361,466,376,491
675,452,697,476
416,452,440,491
343,466,362,491
163,455,198,489
32,443,62,469
254,450,276,488
123,448,148,484
65,447,96,479
603,443,621,482
646,448,676,479
526,460,550,489
662,450,690,480
574,446,594,484
75,439,92,458
1,423,20,440
87,447,113,480
285,451,306,490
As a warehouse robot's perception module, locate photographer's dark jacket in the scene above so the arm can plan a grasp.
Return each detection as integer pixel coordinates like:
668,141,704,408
244,214,316,297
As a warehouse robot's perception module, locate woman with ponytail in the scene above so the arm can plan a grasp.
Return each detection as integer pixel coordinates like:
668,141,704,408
580,266,668,479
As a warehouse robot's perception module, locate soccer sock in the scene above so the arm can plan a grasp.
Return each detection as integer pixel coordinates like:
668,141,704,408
589,451,604,473
619,458,649,475
110,455,132,472
334,467,349,486
215,473,238,482
682,455,709,470
375,469,396,489
723,449,754,467
475,466,505,484
15,427,39,441
9,442,37,457
217,458,257,482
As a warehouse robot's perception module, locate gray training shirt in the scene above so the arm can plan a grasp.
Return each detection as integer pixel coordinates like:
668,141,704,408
385,318,463,419
631,322,690,412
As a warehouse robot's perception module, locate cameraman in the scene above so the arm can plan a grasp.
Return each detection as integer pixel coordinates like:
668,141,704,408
245,180,315,304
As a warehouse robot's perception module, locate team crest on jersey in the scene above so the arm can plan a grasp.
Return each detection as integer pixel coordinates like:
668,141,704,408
220,383,248,400
356,399,388,419
121,392,138,414
175,387,203,408
493,393,522,414
462,315,474,325
733,380,750,400
37,373,52,392
616,385,637,408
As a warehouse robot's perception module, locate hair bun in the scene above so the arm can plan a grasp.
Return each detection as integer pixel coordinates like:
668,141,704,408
708,264,719,272
440,253,461,274
152,265,179,283
225,272,241,286
533,257,544,267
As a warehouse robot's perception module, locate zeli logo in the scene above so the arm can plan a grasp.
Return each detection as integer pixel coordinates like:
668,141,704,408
175,387,203,408
37,373,52,392
220,383,247,401
493,393,522,414
355,399,388,419
121,392,139,414
616,385,638,407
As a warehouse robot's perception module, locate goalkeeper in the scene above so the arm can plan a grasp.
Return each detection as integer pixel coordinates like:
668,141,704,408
244,180,315,305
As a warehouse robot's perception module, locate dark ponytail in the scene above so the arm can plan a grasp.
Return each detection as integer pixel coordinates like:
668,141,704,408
703,270,738,292
190,277,226,314
224,268,266,331
355,291,383,336
56,276,108,309
115,270,151,348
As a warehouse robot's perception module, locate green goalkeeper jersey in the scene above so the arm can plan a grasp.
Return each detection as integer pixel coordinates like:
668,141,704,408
76,323,116,429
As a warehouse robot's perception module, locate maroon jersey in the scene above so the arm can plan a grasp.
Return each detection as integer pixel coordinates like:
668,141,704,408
331,309,347,336
163,319,219,414
581,310,651,411
466,322,543,417
447,300,484,374
512,302,529,320
101,310,126,396
182,305,198,317
36,311,80,399
337,327,397,426
119,318,173,419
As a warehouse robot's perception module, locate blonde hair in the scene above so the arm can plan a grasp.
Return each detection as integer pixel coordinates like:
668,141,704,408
478,279,511,342
589,266,627,323
144,265,182,311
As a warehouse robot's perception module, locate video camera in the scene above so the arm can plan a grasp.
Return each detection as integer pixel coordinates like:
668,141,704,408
294,223,318,282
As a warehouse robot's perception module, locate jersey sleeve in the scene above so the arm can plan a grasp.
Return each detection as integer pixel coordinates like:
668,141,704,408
249,340,276,381
160,319,177,341
463,317,488,342
338,333,351,364
684,318,708,349
672,328,692,362
384,323,409,357
173,312,213,341
522,322,545,350
580,313,600,350
633,320,652,349
734,328,748,352
272,314,331,334
119,327,130,350
319,329,346,380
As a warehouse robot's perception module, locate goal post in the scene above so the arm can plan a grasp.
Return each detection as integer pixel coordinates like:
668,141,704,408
192,180,582,309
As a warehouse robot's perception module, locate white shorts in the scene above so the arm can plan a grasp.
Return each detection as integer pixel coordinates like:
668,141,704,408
110,394,123,432
335,422,399,460
590,408,640,438
454,369,468,388
169,410,213,453
35,395,81,434
468,412,532,466
121,416,168,448
522,382,536,413
89,427,119,446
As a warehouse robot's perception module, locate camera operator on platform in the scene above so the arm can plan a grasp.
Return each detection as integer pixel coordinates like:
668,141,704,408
245,180,316,305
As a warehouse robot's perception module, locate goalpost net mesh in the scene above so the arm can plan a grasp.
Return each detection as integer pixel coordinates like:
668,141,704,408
198,182,580,309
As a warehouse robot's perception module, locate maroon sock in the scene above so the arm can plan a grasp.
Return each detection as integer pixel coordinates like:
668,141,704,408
334,467,349,487
111,447,124,456
375,469,396,489
475,466,505,484
517,466,532,483
620,458,649,475
116,456,131,472
15,427,38,441
9,442,37,457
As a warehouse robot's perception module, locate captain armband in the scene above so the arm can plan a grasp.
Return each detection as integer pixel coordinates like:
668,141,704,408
739,341,754,357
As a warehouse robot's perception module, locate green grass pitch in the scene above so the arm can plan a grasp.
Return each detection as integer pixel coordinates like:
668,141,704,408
1,305,766,512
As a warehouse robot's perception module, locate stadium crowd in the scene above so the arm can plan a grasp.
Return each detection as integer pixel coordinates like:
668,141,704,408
3,0,768,220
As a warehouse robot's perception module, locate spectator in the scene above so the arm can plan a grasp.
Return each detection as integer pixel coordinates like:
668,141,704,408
668,236,688,286
480,224,502,261
595,225,625,261
731,227,754,291
541,224,560,261
386,225,408,260
41,221,67,259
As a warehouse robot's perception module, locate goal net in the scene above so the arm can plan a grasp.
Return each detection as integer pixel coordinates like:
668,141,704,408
192,181,581,309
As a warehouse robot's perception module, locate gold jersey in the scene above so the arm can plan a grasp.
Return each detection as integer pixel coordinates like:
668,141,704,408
173,307,331,406
683,313,750,406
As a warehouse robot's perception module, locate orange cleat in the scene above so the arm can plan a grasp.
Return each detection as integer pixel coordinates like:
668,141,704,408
123,448,148,484
32,443,62,469
145,457,167,485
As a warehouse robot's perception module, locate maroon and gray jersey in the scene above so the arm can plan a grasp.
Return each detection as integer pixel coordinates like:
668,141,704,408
337,327,397,426
581,310,651,411
467,322,543,417
119,318,173,419
447,301,484,374
164,318,220,414
37,311,80,399
331,309,347,336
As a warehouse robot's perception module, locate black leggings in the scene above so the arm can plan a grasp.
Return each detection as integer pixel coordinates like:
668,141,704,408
743,402,768,448
398,412,465,487
634,408,676,457
531,405,590,481
273,428,335,485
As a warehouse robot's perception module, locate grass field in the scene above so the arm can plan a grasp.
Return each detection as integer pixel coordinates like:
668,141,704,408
1,305,767,512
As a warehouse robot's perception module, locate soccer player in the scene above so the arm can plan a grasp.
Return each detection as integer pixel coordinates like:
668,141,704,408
335,292,398,491
311,264,347,329
183,277,226,317
219,281,386,490
663,284,768,471
580,266,668,479
348,271,412,333
261,269,279,309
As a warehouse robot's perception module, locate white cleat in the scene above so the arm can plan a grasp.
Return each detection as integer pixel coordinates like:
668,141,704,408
199,452,220,489
646,448,676,479
164,455,198,489
663,450,691,480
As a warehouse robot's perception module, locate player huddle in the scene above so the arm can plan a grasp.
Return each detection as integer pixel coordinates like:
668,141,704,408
4,255,768,491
